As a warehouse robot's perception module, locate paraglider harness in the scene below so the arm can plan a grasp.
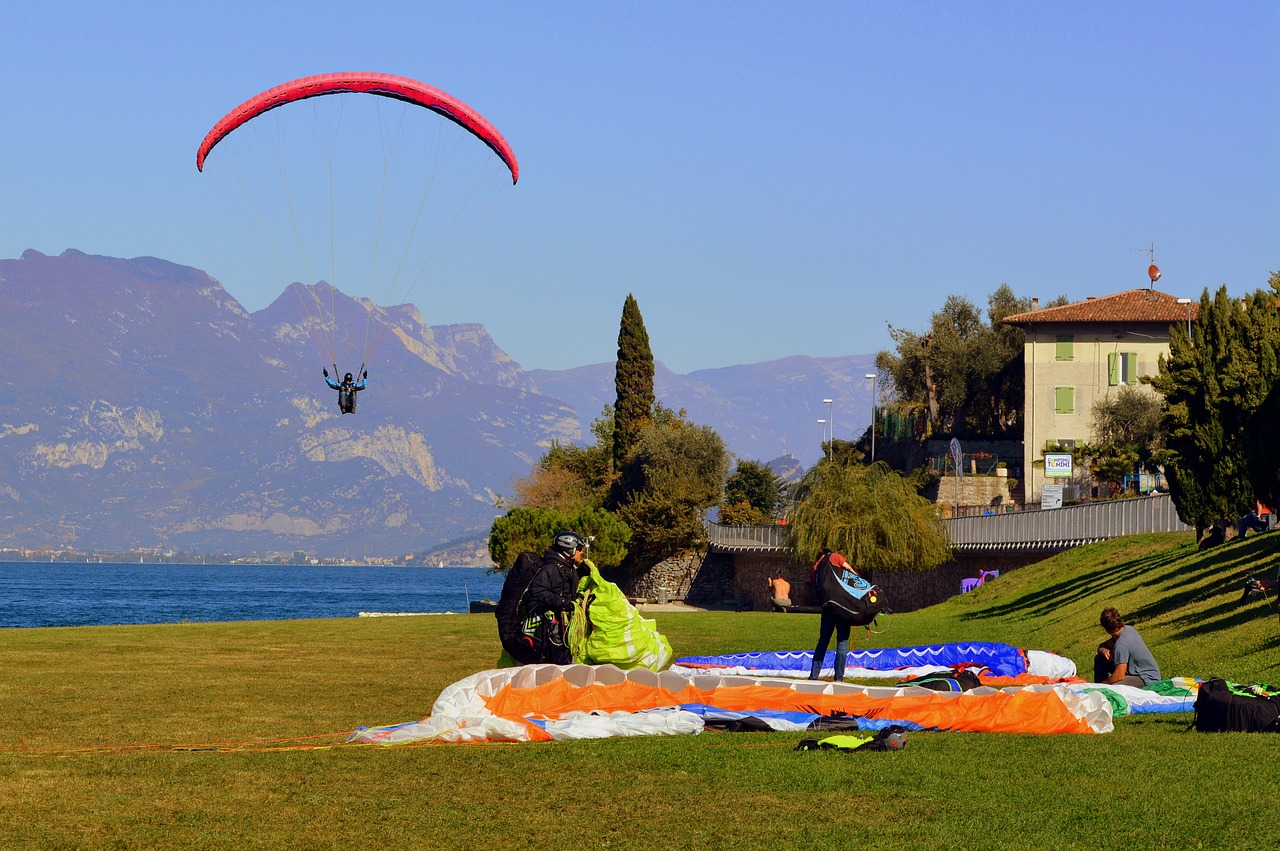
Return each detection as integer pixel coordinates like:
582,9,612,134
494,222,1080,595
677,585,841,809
795,725,908,753
324,364,367,414
812,551,885,628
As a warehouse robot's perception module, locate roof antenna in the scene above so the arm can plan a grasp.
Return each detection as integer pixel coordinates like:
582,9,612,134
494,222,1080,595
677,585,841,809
1131,243,1160,289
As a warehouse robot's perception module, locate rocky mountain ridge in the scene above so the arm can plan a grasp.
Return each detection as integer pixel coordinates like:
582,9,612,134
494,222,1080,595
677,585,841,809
2,250,874,557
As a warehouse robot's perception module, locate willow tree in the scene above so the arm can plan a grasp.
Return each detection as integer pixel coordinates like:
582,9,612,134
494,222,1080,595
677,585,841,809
788,462,952,573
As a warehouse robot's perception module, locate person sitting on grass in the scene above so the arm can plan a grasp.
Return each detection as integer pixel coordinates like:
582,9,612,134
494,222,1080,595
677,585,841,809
1094,607,1161,687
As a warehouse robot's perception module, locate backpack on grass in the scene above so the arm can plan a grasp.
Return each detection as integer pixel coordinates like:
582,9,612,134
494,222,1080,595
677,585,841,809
812,551,885,627
1192,678,1280,733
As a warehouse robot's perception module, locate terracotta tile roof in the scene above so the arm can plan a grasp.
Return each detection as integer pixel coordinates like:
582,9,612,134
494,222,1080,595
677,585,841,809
1003,289,1199,326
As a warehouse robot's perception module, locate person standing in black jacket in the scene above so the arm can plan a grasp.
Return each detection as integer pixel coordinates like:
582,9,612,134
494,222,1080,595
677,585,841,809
523,531,587,664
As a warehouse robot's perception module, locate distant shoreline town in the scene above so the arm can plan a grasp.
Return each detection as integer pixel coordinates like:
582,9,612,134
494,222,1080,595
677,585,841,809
0,547,490,568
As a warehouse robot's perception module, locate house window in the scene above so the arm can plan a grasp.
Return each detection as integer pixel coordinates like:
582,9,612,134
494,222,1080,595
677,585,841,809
1055,334,1074,361
1055,386,1075,414
1108,352,1140,386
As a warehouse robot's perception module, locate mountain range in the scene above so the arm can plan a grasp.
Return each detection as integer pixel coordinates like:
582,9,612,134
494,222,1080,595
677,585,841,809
1,250,874,558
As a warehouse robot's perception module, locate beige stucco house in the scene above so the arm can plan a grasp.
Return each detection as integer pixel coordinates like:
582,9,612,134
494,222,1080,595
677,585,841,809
1003,289,1197,504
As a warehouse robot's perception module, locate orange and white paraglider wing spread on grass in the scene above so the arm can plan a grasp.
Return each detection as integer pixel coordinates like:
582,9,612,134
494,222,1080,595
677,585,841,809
348,663,1114,745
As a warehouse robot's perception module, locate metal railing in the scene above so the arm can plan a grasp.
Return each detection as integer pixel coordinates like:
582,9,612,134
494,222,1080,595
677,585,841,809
704,523,792,552
706,494,1192,555
944,493,1192,551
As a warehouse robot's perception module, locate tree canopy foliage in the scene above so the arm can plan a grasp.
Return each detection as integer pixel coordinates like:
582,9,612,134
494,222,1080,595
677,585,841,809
488,506,631,570
787,461,952,573
509,408,615,513
876,285,1064,441
1149,280,1280,532
720,459,787,524
494,295,731,573
1079,386,1165,497
616,406,729,565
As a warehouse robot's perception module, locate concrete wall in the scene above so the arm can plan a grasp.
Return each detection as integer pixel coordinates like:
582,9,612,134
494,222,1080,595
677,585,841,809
620,548,1050,613
727,553,975,613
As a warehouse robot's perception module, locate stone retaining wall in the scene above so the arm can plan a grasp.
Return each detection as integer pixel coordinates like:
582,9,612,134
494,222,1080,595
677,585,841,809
935,474,1015,515
619,548,1049,612
729,553,971,613
619,550,736,605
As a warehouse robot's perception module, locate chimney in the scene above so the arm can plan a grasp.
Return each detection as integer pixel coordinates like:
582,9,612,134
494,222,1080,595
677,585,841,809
1087,296,1096,301
1031,298,1039,310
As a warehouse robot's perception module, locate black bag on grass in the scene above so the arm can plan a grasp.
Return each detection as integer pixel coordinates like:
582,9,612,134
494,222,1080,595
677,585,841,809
1192,678,1280,733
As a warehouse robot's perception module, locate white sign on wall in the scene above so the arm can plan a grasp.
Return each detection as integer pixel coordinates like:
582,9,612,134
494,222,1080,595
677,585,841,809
1041,483,1064,509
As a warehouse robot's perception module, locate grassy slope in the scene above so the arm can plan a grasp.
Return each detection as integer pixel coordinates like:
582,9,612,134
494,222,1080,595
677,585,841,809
2,531,1278,849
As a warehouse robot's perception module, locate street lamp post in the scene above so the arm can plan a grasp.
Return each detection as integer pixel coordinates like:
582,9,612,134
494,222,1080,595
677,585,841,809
865,373,877,462
817,419,828,461
1175,297,1193,345
823,397,833,443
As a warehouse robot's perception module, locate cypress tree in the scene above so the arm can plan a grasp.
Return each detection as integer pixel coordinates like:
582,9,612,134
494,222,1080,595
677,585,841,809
1151,285,1277,535
612,294,655,476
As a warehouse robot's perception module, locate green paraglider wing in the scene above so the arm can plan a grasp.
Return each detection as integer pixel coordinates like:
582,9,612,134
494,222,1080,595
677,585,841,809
570,561,673,671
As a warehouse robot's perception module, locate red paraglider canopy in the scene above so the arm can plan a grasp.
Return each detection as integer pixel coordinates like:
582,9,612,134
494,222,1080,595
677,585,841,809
196,72,519,183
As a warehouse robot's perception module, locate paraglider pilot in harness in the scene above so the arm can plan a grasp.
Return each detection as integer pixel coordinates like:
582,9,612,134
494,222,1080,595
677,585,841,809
523,531,589,665
323,365,367,414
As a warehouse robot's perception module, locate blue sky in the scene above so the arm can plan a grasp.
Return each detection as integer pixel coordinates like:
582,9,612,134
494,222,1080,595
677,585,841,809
3,2,1276,373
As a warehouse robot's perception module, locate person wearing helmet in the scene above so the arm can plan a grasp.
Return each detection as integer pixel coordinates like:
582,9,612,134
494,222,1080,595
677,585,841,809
523,530,587,664
323,365,368,414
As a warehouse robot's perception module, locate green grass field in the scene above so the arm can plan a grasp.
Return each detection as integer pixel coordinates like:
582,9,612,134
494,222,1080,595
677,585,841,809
3,531,1279,849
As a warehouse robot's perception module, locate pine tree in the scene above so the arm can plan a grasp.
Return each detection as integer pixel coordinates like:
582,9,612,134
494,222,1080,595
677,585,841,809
612,294,655,477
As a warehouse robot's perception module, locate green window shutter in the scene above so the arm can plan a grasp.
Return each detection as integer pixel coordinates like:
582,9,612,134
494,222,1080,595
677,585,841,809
1107,352,1119,386
1125,352,1139,385
1055,386,1075,414
1055,334,1074,361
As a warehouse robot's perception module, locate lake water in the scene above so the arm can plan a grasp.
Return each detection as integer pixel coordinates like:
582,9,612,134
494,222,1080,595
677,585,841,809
0,562,505,628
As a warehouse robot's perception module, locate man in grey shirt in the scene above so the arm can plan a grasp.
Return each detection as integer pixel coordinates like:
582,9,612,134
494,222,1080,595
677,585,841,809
1094,607,1161,686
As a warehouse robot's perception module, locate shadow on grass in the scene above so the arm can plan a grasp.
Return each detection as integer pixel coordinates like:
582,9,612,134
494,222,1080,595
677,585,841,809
962,541,1193,624
1133,536,1280,637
